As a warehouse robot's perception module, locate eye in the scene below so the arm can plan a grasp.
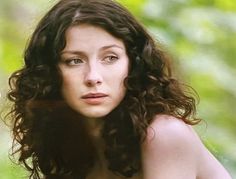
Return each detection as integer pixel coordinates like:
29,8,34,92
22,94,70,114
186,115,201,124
103,55,119,63
64,58,83,66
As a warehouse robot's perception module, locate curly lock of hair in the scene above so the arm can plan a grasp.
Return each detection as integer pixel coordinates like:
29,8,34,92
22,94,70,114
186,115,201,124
6,0,201,178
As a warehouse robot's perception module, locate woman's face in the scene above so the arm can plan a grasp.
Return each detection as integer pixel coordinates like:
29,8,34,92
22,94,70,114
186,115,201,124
58,24,129,119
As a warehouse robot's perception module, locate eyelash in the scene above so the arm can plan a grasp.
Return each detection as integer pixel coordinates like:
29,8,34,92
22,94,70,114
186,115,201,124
61,54,119,66
103,55,119,63
64,58,83,65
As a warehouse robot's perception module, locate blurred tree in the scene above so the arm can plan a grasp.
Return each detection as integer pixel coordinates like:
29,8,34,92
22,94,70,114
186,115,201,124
140,0,236,176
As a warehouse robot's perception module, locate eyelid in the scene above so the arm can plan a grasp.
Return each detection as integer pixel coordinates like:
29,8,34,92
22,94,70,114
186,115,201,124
102,54,119,63
61,52,86,61
61,57,84,66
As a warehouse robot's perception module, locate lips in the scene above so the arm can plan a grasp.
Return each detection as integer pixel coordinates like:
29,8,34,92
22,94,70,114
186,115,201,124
82,93,108,99
81,93,108,105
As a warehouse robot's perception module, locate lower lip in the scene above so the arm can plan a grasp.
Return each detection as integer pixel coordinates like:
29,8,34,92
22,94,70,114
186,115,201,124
82,96,107,105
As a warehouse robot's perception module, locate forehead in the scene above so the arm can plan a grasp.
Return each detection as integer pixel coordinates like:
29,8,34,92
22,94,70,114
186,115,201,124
63,24,125,51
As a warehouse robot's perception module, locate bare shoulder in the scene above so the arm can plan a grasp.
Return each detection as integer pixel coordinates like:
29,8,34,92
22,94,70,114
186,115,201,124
141,114,232,179
144,114,198,145
142,114,201,159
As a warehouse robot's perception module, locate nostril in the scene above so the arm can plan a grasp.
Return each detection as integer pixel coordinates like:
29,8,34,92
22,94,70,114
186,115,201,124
85,79,102,86
84,65,102,86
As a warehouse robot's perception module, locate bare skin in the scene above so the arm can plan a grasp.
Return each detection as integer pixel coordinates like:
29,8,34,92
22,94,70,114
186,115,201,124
83,115,232,179
142,114,232,179
59,24,231,179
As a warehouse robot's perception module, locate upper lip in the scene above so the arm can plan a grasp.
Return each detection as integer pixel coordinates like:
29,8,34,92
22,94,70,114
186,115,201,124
81,93,108,99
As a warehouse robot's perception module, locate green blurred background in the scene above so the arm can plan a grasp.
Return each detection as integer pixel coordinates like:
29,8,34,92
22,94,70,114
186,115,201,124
0,0,235,178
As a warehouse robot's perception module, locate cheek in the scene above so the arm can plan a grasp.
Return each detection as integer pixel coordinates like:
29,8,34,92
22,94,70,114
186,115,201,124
61,74,72,90
61,73,80,96
61,70,81,86
110,67,128,91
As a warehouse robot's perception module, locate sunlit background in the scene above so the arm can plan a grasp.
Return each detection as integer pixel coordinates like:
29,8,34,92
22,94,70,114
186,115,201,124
0,0,236,178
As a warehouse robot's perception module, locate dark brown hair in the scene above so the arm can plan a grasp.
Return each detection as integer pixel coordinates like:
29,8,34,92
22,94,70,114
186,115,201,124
7,0,200,178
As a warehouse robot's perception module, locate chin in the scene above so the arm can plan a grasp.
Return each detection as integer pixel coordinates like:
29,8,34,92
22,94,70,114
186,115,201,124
86,113,109,119
80,110,112,119
70,105,115,119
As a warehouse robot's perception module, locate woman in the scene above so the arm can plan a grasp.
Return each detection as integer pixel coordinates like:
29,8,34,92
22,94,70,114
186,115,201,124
7,0,232,178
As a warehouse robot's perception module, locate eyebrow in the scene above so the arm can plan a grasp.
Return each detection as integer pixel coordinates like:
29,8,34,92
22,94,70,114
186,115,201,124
101,44,124,50
61,44,124,55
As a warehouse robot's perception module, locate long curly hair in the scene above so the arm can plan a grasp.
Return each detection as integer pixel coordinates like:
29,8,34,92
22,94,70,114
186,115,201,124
6,0,201,178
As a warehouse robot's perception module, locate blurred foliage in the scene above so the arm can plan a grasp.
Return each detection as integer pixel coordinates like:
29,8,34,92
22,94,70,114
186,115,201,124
0,0,236,178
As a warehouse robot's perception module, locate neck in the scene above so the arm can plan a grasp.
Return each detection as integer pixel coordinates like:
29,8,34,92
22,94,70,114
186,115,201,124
82,117,105,138
82,117,107,169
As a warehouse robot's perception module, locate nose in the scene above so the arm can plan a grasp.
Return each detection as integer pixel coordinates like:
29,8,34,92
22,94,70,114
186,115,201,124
84,63,102,87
